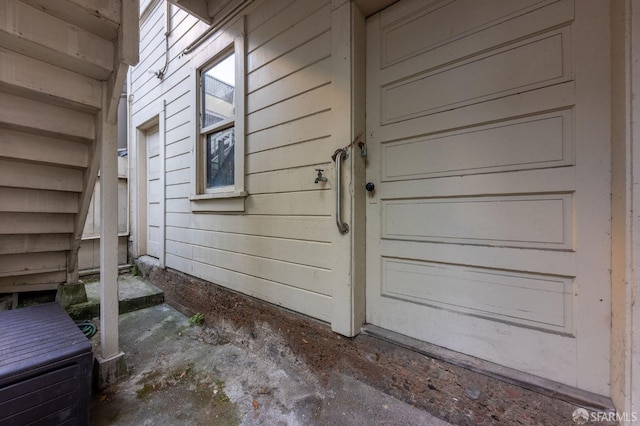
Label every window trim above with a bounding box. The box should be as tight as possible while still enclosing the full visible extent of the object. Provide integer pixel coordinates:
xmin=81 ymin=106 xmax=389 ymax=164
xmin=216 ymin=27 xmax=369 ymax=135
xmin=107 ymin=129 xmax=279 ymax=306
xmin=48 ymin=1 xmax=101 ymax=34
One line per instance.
xmin=189 ymin=17 xmax=246 ymax=212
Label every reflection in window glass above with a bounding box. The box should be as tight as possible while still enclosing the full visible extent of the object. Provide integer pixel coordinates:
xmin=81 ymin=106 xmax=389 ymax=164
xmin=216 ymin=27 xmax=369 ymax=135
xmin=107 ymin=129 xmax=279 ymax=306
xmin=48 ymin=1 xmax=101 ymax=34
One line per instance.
xmin=201 ymin=53 xmax=235 ymax=128
xmin=206 ymin=127 xmax=235 ymax=189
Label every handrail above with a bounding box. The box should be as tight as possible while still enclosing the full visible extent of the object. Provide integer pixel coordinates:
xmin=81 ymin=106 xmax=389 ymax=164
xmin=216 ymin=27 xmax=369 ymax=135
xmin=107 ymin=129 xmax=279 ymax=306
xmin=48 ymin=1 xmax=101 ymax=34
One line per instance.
xmin=333 ymin=148 xmax=349 ymax=234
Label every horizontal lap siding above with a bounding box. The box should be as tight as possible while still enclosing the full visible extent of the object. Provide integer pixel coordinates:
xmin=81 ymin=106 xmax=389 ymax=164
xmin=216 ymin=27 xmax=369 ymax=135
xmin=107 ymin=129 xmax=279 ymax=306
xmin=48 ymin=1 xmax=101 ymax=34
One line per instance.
xmin=132 ymin=0 xmax=333 ymax=321
xmin=0 ymin=45 xmax=98 ymax=290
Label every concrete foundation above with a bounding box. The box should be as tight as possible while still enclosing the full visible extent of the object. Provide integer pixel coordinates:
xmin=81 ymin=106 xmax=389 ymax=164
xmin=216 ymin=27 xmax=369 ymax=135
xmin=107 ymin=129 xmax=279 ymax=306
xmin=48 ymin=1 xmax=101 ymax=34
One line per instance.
xmin=94 ymin=351 xmax=128 ymax=390
xmin=137 ymin=258 xmax=617 ymax=425
xmin=55 ymin=282 xmax=88 ymax=308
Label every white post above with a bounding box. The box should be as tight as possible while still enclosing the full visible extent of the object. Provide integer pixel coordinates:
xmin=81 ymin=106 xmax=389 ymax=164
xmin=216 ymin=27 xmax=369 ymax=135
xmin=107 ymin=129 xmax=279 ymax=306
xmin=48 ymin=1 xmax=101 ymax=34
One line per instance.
xmin=99 ymin=81 xmax=121 ymax=362
xmin=611 ymin=0 xmax=640 ymax=420
xmin=629 ymin=0 xmax=640 ymax=417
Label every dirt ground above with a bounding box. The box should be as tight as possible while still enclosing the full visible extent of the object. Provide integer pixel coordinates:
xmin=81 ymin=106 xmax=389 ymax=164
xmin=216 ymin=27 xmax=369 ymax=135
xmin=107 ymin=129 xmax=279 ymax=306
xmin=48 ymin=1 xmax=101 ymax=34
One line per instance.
xmin=91 ymin=304 xmax=449 ymax=425
xmin=137 ymin=265 xmax=617 ymax=426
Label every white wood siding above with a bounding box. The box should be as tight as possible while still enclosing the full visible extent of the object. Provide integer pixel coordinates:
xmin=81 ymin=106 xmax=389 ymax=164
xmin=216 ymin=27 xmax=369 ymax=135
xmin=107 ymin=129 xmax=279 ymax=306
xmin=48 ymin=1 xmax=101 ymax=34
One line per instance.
xmin=131 ymin=0 xmax=337 ymax=321
xmin=78 ymin=157 xmax=129 ymax=271
xmin=0 ymin=0 xmax=135 ymax=293
xmin=0 ymin=84 xmax=89 ymax=291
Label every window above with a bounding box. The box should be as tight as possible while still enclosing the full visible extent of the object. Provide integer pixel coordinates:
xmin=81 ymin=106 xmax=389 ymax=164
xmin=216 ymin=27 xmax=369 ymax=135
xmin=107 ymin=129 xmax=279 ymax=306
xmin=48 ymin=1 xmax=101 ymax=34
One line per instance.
xmin=201 ymin=52 xmax=236 ymax=190
xmin=190 ymin=19 xmax=246 ymax=212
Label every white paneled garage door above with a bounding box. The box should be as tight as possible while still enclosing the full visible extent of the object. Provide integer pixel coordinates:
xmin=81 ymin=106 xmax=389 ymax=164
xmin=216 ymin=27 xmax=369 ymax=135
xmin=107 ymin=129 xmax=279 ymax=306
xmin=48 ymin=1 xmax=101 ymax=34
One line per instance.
xmin=365 ymin=0 xmax=610 ymax=394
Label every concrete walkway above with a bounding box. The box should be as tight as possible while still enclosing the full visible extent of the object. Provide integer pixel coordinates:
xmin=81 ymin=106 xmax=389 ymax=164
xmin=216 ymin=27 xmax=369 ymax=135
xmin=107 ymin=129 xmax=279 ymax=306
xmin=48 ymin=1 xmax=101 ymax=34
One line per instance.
xmin=66 ymin=275 xmax=164 ymax=320
xmin=91 ymin=304 xmax=450 ymax=425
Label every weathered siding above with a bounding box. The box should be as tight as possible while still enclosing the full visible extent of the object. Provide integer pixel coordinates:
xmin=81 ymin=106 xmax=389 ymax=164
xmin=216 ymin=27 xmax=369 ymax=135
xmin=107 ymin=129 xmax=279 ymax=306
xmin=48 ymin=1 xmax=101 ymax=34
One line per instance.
xmin=78 ymin=157 xmax=129 ymax=271
xmin=131 ymin=0 xmax=336 ymax=321
xmin=0 ymin=57 xmax=92 ymax=292
xmin=0 ymin=0 xmax=135 ymax=293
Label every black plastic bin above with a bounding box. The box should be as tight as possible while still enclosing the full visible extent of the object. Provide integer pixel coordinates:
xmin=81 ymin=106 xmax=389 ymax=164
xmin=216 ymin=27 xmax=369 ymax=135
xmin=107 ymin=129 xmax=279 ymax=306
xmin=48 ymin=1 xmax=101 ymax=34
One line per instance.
xmin=0 ymin=302 xmax=93 ymax=425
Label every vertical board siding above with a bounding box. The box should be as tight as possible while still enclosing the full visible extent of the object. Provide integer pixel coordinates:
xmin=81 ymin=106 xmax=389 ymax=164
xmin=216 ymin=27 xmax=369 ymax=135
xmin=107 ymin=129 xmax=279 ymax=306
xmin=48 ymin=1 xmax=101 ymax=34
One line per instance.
xmin=131 ymin=0 xmax=334 ymax=320
xmin=77 ymin=237 xmax=128 ymax=271
xmin=81 ymin=177 xmax=129 ymax=237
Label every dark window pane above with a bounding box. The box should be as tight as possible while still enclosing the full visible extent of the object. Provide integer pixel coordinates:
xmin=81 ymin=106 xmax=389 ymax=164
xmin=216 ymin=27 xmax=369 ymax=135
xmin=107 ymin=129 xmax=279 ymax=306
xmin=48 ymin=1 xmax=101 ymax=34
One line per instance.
xmin=206 ymin=127 xmax=235 ymax=189
xmin=201 ymin=53 xmax=235 ymax=128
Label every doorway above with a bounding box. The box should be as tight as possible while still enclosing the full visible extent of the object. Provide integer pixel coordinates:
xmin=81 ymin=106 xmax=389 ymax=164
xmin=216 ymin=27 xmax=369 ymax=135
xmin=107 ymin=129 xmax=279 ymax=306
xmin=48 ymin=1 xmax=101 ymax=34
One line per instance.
xmin=364 ymin=0 xmax=611 ymax=395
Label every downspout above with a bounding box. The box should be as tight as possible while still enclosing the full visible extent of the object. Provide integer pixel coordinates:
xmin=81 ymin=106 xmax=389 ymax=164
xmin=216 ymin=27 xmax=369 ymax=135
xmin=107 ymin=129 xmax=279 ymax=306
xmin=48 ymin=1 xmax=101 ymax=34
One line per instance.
xmin=182 ymin=0 xmax=252 ymax=55
xmin=126 ymin=69 xmax=133 ymax=241
xmin=161 ymin=99 xmax=167 ymax=268
xmin=152 ymin=2 xmax=171 ymax=79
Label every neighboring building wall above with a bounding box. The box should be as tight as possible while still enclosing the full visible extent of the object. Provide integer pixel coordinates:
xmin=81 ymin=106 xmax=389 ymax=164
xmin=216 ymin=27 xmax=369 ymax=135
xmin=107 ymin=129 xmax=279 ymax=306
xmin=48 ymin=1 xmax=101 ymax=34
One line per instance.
xmin=130 ymin=0 xmax=339 ymax=322
xmin=78 ymin=157 xmax=129 ymax=271
xmin=79 ymin=88 xmax=131 ymax=272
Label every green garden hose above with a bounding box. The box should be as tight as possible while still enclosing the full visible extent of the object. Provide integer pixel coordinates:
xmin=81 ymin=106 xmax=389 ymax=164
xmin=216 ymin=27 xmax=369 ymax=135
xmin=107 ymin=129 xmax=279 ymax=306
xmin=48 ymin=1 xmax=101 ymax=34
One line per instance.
xmin=75 ymin=321 xmax=97 ymax=339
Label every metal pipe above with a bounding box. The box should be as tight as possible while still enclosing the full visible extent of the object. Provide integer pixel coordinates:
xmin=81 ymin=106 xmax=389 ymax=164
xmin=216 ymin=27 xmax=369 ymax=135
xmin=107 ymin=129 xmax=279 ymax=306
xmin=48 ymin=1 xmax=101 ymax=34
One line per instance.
xmin=126 ymin=72 xmax=132 ymax=239
xmin=154 ymin=2 xmax=172 ymax=79
xmin=334 ymin=149 xmax=349 ymax=234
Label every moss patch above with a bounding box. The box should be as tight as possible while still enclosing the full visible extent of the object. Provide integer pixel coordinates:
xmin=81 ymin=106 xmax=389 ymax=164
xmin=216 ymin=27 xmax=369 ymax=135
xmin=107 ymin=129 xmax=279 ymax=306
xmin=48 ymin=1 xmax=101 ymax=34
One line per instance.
xmin=134 ymin=364 xmax=239 ymax=425
xmin=136 ymin=383 xmax=156 ymax=400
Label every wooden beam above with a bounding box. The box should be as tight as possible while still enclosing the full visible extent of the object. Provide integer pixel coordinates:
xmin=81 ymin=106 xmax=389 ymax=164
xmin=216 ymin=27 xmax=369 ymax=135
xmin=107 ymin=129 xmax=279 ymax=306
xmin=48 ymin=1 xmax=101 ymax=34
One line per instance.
xmin=21 ymin=0 xmax=120 ymax=40
xmin=0 ymin=92 xmax=95 ymax=141
xmin=0 ymin=187 xmax=78 ymax=213
xmin=0 ymin=158 xmax=84 ymax=192
xmin=106 ymin=0 xmax=139 ymax=124
xmin=67 ymin=0 xmax=136 ymax=276
xmin=329 ymin=0 xmax=357 ymax=336
xmin=67 ymin=134 xmax=101 ymax=283
xmin=0 ymin=234 xmax=71 ymax=255
xmin=0 ymin=127 xmax=89 ymax=168
xmin=106 ymin=62 xmax=129 ymax=125
xmin=0 ymin=283 xmax=60 ymax=293
xmin=0 ymin=47 xmax=101 ymax=110
xmin=0 ymin=212 xmax=74 ymax=234
xmin=119 ymin=0 xmax=140 ymax=66
xmin=169 ymin=0 xmax=212 ymax=23
xmin=0 ymin=0 xmax=114 ymax=79
xmin=99 ymin=81 xmax=120 ymax=359
xmin=0 ymin=271 xmax=65 ymax=293
xmin=0 ymin=251 xmax=66 ymax=278
xmin=66 ymin=0 xmax=121 ymax=23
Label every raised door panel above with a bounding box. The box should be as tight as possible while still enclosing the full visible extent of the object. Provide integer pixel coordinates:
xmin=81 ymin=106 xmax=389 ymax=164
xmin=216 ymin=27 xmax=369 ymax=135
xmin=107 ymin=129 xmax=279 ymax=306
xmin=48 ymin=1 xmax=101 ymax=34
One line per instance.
xmin=365 ymin=0 xmax=610 ymax=395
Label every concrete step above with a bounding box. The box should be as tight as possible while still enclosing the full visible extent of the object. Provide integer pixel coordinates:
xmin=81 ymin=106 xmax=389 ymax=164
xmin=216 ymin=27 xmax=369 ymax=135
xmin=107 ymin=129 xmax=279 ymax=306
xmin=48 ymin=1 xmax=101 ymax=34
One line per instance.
xmin=67 ymin=274 xmax=164 ymax=320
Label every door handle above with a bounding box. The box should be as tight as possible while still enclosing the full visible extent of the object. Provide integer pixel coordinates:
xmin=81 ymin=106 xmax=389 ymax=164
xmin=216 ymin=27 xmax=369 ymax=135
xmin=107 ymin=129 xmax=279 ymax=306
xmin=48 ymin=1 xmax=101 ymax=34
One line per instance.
xmin=333 ymin=148 xmax=349 ymax=234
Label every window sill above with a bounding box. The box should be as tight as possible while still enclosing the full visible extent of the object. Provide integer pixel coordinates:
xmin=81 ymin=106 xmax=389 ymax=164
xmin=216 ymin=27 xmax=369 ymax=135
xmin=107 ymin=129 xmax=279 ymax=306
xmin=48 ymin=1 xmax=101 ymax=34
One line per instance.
xmin=189 ymin=191 xmax=247 ymax=212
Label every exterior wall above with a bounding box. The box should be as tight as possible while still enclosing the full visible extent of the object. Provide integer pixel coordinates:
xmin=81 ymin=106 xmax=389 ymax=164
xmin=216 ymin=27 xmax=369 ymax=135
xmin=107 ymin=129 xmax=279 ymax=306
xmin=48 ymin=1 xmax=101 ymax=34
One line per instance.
xmin=0 ymin=21 xmax=99 ymax=292
xmin=130 ymin=0 xmax=347 ymax=324
xmin=0 ymin=0 xmax=136 ymax=294
xmin=610 ymin=0 xmax=640 ymax=417
xmin=130 ymin=0 xmax=640 ymax=412
xmin=78 ymin=157 xmax=129 ymax=271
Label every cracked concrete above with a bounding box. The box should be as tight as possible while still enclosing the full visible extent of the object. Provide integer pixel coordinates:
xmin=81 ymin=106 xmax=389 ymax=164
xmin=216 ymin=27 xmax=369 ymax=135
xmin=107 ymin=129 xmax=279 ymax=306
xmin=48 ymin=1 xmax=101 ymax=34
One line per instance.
xmin=91 ymin=304 xmax=450 ymax=425
xmin=142 ymin=265 xmax=619 ymax=425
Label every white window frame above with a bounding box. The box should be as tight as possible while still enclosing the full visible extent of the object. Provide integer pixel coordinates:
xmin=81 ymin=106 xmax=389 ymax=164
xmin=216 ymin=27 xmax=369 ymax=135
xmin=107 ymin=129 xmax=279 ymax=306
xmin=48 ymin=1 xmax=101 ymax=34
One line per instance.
xmin=189 ymin=17 xmax=246 ymax=212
